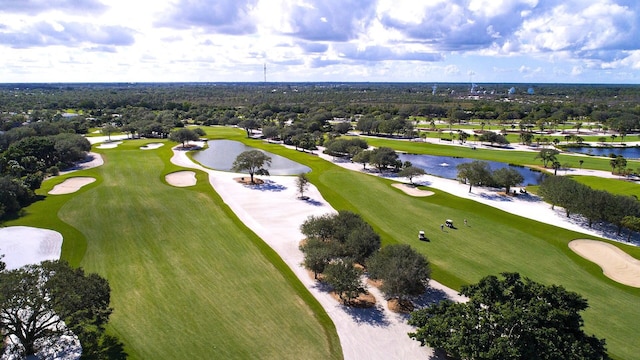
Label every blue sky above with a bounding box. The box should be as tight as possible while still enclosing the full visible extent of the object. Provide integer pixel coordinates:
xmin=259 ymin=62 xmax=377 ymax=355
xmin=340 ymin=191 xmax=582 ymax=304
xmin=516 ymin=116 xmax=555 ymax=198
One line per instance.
xmin=1 ymin=0 xmax=639 ymax=83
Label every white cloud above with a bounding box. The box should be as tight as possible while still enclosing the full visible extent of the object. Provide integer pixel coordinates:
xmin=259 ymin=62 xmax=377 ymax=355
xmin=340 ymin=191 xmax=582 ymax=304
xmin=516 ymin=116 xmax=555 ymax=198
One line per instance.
xmin=0 ymin=0 xmax=638 ymax=82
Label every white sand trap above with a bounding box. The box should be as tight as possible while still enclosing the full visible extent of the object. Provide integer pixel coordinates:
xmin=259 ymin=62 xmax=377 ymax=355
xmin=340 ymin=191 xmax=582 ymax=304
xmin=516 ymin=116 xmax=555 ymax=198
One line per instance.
xmin=49 ymin=177 xmax=96 ymax=195
xmin=96 ymin=141 xmax=122 ymax=149
xmin=569 ymin=240 xmax=640 ymax=287
xmin=140 ymin=143 xmax=164 ymax=150
xmin=165 ymin=171 xmax=197 ymax=187
xmin=0 ymin=226 xmax=62 ymax=270
xmin=392 ymin=183 xmax=434 ymax=197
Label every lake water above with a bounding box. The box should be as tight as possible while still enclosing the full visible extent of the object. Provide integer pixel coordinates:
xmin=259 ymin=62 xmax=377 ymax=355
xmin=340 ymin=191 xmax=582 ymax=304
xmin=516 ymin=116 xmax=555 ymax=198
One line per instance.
xmin=192 ymin=140 xmax=311 ymax=175
xmin=565 ymin=146 xmax=640 ymax=159
xmin=398 ymin=153 xmax=547 ymax=186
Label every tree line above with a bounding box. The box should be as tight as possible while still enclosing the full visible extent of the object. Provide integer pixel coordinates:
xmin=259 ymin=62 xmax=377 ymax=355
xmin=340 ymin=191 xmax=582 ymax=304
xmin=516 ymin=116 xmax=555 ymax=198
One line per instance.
xmin=456 ymin=160 xmax=525 ymax=194
xmin=0 ymin=122 xmax=91 ymax=218
xmin=538 ymin=175 xmax=640 ymax=238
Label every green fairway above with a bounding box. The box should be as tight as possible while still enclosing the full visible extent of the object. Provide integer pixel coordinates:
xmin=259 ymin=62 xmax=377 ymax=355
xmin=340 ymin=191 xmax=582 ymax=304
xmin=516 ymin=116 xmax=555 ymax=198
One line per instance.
xmin=571 ymin=175 xmax=640 ymax=198
xmin=8 ymin=139 xmax=341 ymax=359
xmin=204 ymin=127 xmax=640 ymax=360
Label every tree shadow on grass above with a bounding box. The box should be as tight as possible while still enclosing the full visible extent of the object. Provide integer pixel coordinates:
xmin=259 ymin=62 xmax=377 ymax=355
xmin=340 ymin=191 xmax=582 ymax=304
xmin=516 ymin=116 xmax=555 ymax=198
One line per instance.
xmin=244 ymin=179 xmax=286 ymax=192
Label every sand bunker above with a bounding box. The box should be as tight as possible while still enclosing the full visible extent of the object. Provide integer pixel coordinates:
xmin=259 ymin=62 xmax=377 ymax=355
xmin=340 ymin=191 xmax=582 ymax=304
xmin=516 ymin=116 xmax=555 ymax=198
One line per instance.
xmin=140 ymin=143 xmax=164 ymax=150
xmin=0 ymin=226 xmax=62 ymax=270
xmin=49 ymin=177 xmax=96 ymax=195
xmin=392 ymin=183 xmax=434 ymax=197
xmin=569 ymin=240 xmax=640 ymax=287
xmin=165 ymin=171 xmax=197 ymax=187
xmin=96 ymin=141 xmax=122 ymax=149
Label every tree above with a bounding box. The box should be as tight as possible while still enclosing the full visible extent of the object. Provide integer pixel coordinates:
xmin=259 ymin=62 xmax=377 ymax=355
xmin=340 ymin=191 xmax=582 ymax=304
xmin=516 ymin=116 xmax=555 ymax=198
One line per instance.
xmin=296 ymin=173 xmax=310 ymax=199
xmin=366 ymin=244 xmax=431 ymax=301
xmin=456 ymin=160 xmax=492 ymax=192
xmin=299 ymin=211 xmax=381 ymax=266
xmin=621 ymin=216 xmax=640 ymax=241
xmin=352 ymin=150 xmax=371 ymax=169
xmin=479 ymin=132 xmax=509 ymax=146
xmin=299 ymin=238 xmax=332 ymax=279
xmin=231 ymin=150 xmax=272 ymax=184
xmin=492 ymin=167 xmax=524 ymax=194
xmin=101 ymin=124 xmax=118 ymax=141
xmin=323 ymin=260 xmax=364 ymax=304
xmin=0 ymin=261 xmax=125 ymax=359
xmin=519 ymin=131 xmax=533 ymax=145
xmin=534 ymin=148 xmax=559 ymax=168
xmin=408 ymin=272 xmax=609 ymax=360
xmin=238 ymin=119 xmax=260 ymax=138
xmin=609 ymin=155 xmax=627 ymax=175
xmin=169 ymin=128 xmax=199 ymax=148
xmin=397 ymin=166 xmax=426 ymax=185
xmin=332 ymin=122 xmax=351 ymax=134
xmin=262 ymin=125 xmax=279 ymax=140
xmin=369 ymin=147 xmax=398 ymax=172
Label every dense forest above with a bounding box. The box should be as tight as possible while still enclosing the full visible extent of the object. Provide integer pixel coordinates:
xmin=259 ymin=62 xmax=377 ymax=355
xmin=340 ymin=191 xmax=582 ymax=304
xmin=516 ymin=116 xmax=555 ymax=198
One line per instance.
xmin=1 ymin=82 xmax=640 ymax=217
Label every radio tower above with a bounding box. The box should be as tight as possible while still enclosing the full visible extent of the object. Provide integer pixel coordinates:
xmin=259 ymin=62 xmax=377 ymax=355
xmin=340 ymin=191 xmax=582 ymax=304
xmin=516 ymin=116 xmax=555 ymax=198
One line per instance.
xmin=264 ymin=63 xmax=266 ymax=83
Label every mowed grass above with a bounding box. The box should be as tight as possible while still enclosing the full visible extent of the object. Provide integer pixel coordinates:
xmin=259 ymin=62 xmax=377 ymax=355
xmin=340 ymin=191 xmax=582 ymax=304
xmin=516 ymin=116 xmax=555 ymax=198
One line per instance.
xmin=17 ymin=140 xmax=340 ymax=359
xmin=203 ymin=127 xmax=640 ymax=360
xmin=571 ymin=175 xmax=640 ymax=198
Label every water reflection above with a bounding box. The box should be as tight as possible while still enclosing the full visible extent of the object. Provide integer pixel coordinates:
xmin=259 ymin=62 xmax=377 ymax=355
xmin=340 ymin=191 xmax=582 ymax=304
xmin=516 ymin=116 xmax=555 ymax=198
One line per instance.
xmin=398 ymin=153 xmax=547 ymax=186
xmin=565 ymin=146 xmax=640 ymax=159
xmin=192 ymin=140 xmax=311 ymax=175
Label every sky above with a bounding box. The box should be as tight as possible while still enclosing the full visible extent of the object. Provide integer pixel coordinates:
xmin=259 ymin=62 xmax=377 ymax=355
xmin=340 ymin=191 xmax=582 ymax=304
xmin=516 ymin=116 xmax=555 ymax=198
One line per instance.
xmin=1 ymin=0 xmax=639 ymax=84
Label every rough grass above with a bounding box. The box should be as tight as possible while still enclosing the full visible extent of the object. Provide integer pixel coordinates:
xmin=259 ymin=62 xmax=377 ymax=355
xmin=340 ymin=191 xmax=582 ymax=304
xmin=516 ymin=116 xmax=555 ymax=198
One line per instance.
xmin=203 ymin=126 xmax=640 ymax=360
xmin=7 ymin=139 xmax=341 ymax=360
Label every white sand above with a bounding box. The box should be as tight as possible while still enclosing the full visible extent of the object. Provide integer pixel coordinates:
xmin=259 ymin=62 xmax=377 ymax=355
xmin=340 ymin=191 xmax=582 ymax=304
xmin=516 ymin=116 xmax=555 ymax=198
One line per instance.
xmin=170 ymin=145 xmax=463 ymax=359
xmin=96 ymin=141 xmax=123 ymax=149
xmin=140 ymin=143 xmax=164 ymax=150
xmin=48 ymin=177 xmax=96 ymax=195
xmin=165 ymin=171 xmax=197 ymax=187
xmin=59 ymin=152 xmax=104 ymax=175
xmin=391 ymin=183 xmax=434 ymax=197
xmin=0 ymin=226 xmax=63 ymax=270
xmin=170 ymin=141 xmax=640 ymax=358
xmin=569 ymin=240 xmax=640 ymax=287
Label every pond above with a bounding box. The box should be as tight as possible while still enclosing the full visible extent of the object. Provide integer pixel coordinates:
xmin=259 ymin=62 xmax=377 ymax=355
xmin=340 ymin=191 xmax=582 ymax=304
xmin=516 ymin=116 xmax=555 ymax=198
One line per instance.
xmin=398 ymin=153 xmax=547 ymax=186
xmin=565 ymin=146 xmax=640 ymax=159
xmin=192 ymin=140 xmax=311 ymax=175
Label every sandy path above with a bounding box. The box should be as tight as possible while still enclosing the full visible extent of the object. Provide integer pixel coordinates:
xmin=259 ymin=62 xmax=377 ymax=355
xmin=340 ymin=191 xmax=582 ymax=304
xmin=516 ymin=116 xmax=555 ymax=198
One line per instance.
xmin=48 ymin=177 xmax=96 ymax=195
xmin=170 ymin=144 xmax=463 ymax=359
xmin=165 ymin=171 xmax=197 ymax=187
xmin=569 ymin=240 xmax=640 ymax=287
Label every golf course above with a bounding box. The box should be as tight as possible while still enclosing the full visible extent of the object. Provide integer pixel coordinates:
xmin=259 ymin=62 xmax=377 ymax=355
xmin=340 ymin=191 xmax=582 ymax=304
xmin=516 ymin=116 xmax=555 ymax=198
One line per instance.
xmin=5 ymin=126 xmax=640 ymax=359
